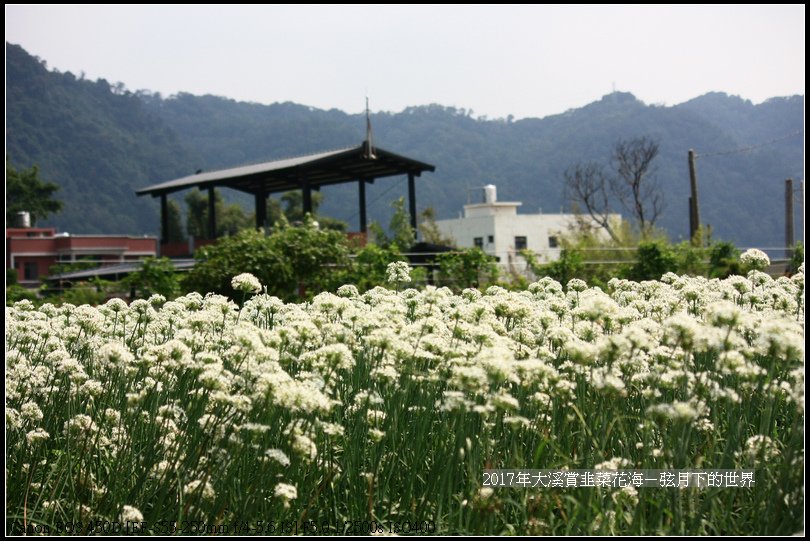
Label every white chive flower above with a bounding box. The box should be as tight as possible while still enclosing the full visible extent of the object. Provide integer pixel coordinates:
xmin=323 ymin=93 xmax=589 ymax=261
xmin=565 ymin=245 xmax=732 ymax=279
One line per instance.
xmin=120 ymin=505 xmax=144 ymax=523
xmin=274 ymin=483 xmax=298 ymax=508
xmin=231 ymin=273 xmax=263 ymax=294
xmin=740 ymin=248 xmax=770 ymax=271
xmin=386 ymin=261 xmax=412 ymax=284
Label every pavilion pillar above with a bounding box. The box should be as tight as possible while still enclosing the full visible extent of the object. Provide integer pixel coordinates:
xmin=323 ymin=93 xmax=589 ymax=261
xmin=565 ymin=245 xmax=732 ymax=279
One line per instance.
xmin=407 ymin=172 xmax=417 ymax=233
xmin=255 ymin=190 xmax=267 ymax=230
xmin=207 ymin=186 xmax=217 ymax=239
xmin=302 ymin=177 xmax=313 ymax=217
xmin=160 ymin=194 xmax=168 ymax=244
xmin=358 ymin=179 xmax=368 ymax=233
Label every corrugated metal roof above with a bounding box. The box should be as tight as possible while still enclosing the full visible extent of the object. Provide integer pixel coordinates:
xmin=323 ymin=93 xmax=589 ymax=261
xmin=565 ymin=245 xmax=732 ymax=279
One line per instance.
xmin=47 ymin=259 xmax=196 ymax=281
xmin=136 ymin=143 xmax=436 ymax=197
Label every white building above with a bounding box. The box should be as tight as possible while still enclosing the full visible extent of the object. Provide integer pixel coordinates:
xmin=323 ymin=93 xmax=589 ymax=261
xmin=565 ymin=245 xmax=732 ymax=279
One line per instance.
xmin=434 ymin=185 xmax=619 ymax=268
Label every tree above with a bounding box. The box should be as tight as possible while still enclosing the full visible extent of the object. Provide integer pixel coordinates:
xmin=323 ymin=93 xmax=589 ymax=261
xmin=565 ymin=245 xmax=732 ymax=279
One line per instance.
xmin=279 ymin=191 xmax=318 ymax=223
xmin=612 ymin=136 xmax=662 ymax=237
xmin=6 ymin=157 xmax=63 ymax=225
xmin=564 ymin=136 xmax=662 ymax=240
xmin=564 ymin=162 xmax=620 ymax=243
xmin=183 ymin=220 xmax=350 ymax=301
xmin=436 ymin=248 xmax=499 ymax=290
xmin=418 ymin=207 xmax=455 ymax=246
xmin=268 ymin=191 xmax=347 ymax=231
xmin=126 ymin=257 xmax=180 ymax=299
xmin=627 ymin=240 xmax=677 ymax=281
xmin=523 ymin=247 xmax=584 ymax=285
xmin=166 ymin=199 xmax=185 ymax=242
xmin=344 ymin=244 xmax=406 ymax=292
xmin=185 ymin=189 xmax=209 ymax=239
xmin=185 ymin=188 xmax=252 ymax=239
xmin=370 ymin=197 xmax=415 ymax=250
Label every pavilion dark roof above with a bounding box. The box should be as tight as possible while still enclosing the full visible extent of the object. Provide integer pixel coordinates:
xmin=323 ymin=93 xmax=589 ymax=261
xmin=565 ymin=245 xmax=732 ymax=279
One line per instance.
xmin=136 ymin=143 xmax=435 ymax=197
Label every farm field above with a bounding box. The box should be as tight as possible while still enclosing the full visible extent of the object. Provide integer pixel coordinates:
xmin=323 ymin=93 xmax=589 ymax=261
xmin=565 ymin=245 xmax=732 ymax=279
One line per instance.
xmin=6 ymin=265 xmax=804 ymax=535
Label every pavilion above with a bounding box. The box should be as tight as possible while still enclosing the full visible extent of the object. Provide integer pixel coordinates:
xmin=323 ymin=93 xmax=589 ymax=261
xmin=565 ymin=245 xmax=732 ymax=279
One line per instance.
xmin=136 ymin=141 xmax=436 ymax=243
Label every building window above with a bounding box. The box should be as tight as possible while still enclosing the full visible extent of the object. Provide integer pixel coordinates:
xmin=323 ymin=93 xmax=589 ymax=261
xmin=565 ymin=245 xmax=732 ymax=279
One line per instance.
xmin=548 ymin=236 xmax=559 ymax=248
xmin=23 ymin=262 xmax=38 ymax=281
xmin=514 ymin=236 xmax=527 ymax=250
xmin=473 ymin=237 xmax=484 ymax=249
xmin=487 ymin=235 xmax=494 ymax=244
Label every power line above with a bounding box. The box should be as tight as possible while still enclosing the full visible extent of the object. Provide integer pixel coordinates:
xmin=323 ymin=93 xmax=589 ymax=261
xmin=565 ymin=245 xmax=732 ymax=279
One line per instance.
xmin=698 ymin=130 xmax=803 ymax=159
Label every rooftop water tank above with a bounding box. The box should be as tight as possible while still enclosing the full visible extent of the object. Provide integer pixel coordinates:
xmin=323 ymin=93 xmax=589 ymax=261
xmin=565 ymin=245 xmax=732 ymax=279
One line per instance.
xmin=483 ymin=184 xmax=497 ymax=204
xmin=15 ymin=211 xmax=31 ymax=228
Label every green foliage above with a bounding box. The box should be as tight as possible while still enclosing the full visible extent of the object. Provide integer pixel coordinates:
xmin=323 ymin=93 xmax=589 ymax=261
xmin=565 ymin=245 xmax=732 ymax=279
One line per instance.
xmin=166 ymin=199 xmax=185 ymax=242
xmin=56 ymin=280 xmax=110 ymax=306
xmin=344 ymin=244 xmax=406 ymax=292
xmin=788 ymin=241 xmax=804 ymax=275
xmin=46 ymin=260 xmax=98 ymax=277
xmin=708 ymin=241 xmax=741 ymax=278
xmin=409 ymin=266 xmax=428 ymax=286
xmin=184 ymin=220 xmax=350 ymax=301
xmin=524 ymin=248 xmax=585 ymax=286
xmin=278 ymin=191 xmax=319 ymax=223
xmin=185 ymin=189 xmax=253 ymax=240
xmin=367 ymin=221 xmax=389 ymax=247
xmin=389 ymin=197 xmax=416 ymax=250
xmin=526 ymin=221 xmax=638 ymax=287
xmin=126 ymin=257 xmax=180 ymax=299
xmin=418 ymin=207 xmax=455 ymax=246
xmin=436 ymin=248 xmax=499 ymax=290
xmin=269 ymin=217 xmax=351 ymax=298
xmin=672 ymin=241 xmax=708 ymax=276
xmin=6 ymin=285 xmax=38 ymax=305
xmin=6 ymin=157 xmax=63 ymax=225
xmin=628 ymin=241 xmax=678 ymax=281
xmin=370 ymin=197 xmax=416 ymax=250
xmin=527 ymin=231 xmax=754 ymax=286
xmin=185 ymin=189 xmax=209 ymax=239
xmin=267 ymin=191 xmax=348 ymax=232
xmin=6 ymin=43 xmax=194 ymax=234
xmin=184 ymin=229 xmax=290 ymax=298
xmin=315 ymin=216 xmax=349 ymax=232
xmin=7 ymin=268 xmax=19 ymax=287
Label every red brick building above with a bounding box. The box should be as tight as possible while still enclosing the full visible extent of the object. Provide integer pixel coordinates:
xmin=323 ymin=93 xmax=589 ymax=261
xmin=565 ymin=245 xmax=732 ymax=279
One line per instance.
xmin=6 ymin=227 xmax=158 ymax=286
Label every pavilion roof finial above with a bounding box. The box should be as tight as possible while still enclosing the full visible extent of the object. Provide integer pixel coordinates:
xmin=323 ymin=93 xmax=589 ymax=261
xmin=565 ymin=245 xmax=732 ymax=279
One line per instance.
xmin=364 ymin=96 xmax=376 ymax=160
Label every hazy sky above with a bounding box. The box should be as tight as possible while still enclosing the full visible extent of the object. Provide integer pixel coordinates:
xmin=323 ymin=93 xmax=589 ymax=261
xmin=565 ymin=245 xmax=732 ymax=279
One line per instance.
xmin=5 ymin=5 xmax=805 ymax=120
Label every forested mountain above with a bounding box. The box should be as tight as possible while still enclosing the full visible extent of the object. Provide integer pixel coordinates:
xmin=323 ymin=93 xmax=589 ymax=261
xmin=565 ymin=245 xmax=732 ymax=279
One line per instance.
xmin=6 ymin=42 xmax=803 ymax=247
xmin=6 ymin=43 xmax=196 ymax=234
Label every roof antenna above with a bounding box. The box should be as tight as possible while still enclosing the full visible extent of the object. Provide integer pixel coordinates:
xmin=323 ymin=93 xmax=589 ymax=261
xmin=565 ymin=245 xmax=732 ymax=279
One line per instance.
xmin=364 ymin=96 xmax=376 ymax=159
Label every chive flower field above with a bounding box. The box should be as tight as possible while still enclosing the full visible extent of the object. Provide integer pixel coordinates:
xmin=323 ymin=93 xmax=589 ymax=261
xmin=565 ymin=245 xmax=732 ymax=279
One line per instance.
xmin=6 ymin=262 xmax=804 ymax=535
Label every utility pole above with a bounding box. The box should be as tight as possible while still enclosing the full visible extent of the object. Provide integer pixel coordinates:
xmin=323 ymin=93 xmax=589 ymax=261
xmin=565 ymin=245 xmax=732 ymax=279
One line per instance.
xmin=688 ymin=197 xmax=694 ymax=242
xmin=688 ymin=149 xmax=700 ymax=243
xmin=786 ymin=178 xmax=794 ymax=259
xmin=799 ymin=179 xmax=807 ymax=243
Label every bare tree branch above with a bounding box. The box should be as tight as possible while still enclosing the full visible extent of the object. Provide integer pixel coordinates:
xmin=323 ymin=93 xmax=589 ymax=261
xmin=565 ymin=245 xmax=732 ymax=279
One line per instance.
xmin=611 ymin=136 xmax=662 ymax=238
xmin=564 ymin=136 xmax=664 ymax=242
xmin=563 ymin=162 xmax=620 ymax=243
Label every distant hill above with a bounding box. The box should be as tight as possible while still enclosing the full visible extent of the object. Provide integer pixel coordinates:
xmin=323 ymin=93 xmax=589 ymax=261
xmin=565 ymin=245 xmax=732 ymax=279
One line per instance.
xmin=6 ymin=43 xmax=195 ymax=234
xmin=6 ymin=42 xmax=804 ymax=247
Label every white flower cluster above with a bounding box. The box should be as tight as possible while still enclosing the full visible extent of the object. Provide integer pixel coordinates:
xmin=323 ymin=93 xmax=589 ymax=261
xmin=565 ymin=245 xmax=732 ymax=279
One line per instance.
xmin=120 ymin=505 xmax=144 ymax=523
xmin=274 ymin=482 xmax=298 ymax=505
xmin=386 ymin=261 xmax=412 ymax=284
xmin=4 ymin=266 xmax=803 ymax=532
xmin=740 ymin=248 xmax=770 ymax=270
xmin=231 ymin=272 xmax=263 ymax=294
